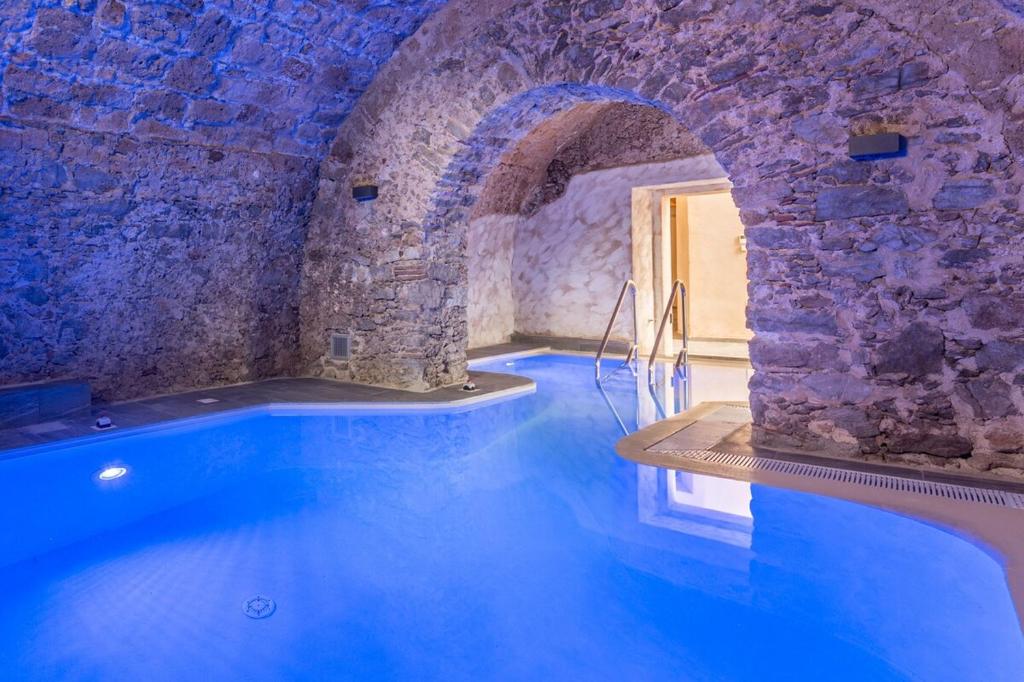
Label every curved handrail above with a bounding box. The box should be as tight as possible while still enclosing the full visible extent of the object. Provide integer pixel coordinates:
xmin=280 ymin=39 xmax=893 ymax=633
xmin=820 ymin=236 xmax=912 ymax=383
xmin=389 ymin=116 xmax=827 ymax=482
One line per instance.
xmin=648 ymin=280 xmax=689 ymax=384
xmin=595 ymin=279 xmax=639 ymax=382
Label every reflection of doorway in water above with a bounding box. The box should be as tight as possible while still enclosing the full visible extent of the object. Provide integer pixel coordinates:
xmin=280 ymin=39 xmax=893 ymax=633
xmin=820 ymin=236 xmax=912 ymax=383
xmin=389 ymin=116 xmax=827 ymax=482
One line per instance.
xmin=637 ymin=465 xmax=753 ymax=548
xmin=599 ymin=358 xmax=751 ymax=433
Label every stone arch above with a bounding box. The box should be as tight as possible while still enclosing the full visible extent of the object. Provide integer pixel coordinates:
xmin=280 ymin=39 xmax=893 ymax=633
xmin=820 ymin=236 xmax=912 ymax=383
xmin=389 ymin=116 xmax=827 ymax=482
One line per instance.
xmin=424 ymin=83 xmax=674 ymax=234
xmin=423 ymin=83 xmax=715 ymax=355
xmin=300 ymin=0 xmax=1024 ymax=472
xmin=421 ymin=82 xmax=704 ymax=233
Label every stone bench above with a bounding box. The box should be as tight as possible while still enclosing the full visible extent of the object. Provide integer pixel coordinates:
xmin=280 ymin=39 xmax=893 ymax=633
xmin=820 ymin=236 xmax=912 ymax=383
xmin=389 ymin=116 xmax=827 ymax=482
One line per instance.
xmin=0 ymin=380 xmax=91 ymax=429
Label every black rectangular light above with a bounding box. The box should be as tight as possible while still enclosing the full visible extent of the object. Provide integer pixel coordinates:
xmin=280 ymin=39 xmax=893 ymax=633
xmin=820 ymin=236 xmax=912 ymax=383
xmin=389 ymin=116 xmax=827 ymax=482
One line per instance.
xmin=849 ymin=133 xmax=906 ymax=160
xmin=352 ymin=184 xmax=379 ymax=202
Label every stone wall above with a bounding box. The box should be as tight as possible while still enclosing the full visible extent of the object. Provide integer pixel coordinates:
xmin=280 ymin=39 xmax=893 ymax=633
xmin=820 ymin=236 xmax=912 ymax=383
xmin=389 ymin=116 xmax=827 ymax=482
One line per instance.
xmin=303 ymin=0 xmax=1024 ymax=475
xmin=1 ymin=0 xmax=446 ymax=400
xmin=0 ymin=117 xmax=315 ymax=400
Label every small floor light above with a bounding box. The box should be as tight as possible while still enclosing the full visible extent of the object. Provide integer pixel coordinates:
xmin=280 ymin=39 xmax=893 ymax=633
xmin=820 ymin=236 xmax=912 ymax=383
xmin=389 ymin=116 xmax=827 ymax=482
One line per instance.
xmin=98 ymin=466 xmax=128 ymax=481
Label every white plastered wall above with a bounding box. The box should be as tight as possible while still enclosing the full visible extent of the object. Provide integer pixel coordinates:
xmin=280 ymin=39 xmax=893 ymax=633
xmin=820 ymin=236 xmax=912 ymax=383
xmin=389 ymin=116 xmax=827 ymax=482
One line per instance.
xmin=466 ymin=155 xmax=730 ymax=352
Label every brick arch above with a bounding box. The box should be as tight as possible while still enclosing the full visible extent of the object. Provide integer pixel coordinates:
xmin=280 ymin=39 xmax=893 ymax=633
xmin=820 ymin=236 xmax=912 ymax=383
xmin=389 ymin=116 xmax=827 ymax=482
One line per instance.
xmin=301 ymin=0 xmax=1024 ymax=473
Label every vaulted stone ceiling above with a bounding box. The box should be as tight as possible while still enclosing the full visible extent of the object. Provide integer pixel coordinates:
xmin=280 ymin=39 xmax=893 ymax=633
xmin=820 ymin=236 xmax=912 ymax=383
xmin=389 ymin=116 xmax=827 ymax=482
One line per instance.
xmin=0 ymin=0 xmax=449 ymax=158
xmin=474 ymin=102 xmax=709 ymax=218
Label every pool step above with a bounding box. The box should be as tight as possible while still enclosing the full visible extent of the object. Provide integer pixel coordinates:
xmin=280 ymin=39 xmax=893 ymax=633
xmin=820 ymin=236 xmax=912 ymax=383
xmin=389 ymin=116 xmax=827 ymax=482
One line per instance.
xmin=0 ymin=380 xmax=91 ymax=429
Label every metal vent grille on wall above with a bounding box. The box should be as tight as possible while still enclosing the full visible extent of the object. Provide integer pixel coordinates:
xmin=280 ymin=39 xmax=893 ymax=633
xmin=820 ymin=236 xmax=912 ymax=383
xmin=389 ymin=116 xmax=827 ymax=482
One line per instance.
xmin=329 ymin=333 xmax=351 ymax=360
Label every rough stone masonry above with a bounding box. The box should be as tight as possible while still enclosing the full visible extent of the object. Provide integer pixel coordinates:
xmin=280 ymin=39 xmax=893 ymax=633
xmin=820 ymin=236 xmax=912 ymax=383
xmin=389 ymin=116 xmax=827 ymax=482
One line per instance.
xmin=301 ymin=0 xmax=1024 ymax=476
xmin=3 ymin=0 xmax=1024 ymax=476
xmin=1 ymin=0 xmax=443 ymax=399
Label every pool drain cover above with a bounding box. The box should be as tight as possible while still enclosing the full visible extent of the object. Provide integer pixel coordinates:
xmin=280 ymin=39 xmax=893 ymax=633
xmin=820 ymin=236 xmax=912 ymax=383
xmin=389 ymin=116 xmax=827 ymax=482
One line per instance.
xmin=242 ymin=595 xmax=276 ymax=619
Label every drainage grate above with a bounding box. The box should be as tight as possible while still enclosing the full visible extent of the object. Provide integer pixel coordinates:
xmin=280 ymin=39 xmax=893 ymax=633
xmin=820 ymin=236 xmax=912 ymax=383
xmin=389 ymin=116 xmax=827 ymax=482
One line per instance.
xmin=242 ymin=595 xmax=276 ymax=619
xmin=657 ymin=449 xmax=1024 ymax=510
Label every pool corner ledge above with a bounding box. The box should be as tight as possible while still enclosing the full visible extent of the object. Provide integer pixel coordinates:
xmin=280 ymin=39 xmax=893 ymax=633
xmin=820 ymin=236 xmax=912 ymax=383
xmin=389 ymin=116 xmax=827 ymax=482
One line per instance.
xmin=616 ymin=402 xmax=1024 ymax=636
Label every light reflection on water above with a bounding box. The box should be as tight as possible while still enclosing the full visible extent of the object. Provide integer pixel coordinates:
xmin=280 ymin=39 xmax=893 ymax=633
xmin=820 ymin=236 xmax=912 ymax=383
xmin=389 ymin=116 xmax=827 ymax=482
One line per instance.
xmin=0 ymin=354 xmax=1019 ymax=681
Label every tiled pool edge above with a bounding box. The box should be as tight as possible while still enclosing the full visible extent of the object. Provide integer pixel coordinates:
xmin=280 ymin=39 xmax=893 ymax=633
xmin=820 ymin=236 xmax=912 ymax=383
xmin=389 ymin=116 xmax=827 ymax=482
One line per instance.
xmin=628 ymin=402 xmax=1024 ymax=495
xmin=616 ymin=403 xmax=1024 ymax=635
xmin=467 ymin=346 xmax=553 ymax=367
xmin=0 ymin=372 xmax=535 ymax=457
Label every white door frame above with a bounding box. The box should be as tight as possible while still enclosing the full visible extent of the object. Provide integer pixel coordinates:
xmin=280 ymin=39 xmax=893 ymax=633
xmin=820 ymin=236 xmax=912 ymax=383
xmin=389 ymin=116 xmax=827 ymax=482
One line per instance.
xmin=631 ymin=177 xmax=732 ymax=359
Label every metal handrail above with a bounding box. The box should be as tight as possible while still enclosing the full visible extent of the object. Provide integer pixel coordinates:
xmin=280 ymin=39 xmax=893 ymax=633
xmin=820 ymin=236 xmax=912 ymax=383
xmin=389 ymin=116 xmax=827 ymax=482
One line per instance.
xmin=648 ymin=279 xmax=689 ymax=384
xmin=596 ymin=379 xmax=634 ymax=436
xmin=595 ymin=279 xmax=639 ymax=382
xmin=649 ymin=366 xmax=692 ymax=417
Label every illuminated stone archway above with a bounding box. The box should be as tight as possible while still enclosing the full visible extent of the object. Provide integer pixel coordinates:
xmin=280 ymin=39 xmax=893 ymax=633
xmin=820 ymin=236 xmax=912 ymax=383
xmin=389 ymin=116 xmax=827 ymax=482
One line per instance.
xmin=301 ymin=0 xmax=1024 ymax=473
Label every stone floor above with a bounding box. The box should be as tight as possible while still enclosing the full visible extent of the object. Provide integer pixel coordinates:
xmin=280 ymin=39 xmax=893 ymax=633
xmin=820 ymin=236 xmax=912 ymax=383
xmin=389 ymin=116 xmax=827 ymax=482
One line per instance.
xmin=467 ymin=337 xmax=752 ymax=367
xmin=624 ymin=402 xmax=1024 ymax=494
xmin=466 ymin=336 xmax=631 ymax=360
xmin=466 ymin=341 xmax=549 ymax=361
xmin=509 ymin=334 xmax=632 ymax=355
xmin=0 ymin=370 xmax=533 ymax=454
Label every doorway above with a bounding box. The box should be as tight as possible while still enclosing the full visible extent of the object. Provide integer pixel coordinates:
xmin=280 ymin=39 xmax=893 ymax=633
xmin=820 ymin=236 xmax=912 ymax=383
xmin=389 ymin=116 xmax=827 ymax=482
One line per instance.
xmin=631 ymin=178 xmax=750 ymax=362
xmin=667 ymin=189 xmax=751 ymax=359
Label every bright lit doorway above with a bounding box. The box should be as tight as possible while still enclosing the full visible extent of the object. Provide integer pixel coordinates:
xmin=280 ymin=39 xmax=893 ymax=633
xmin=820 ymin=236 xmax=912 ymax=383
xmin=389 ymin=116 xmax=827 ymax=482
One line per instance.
xmin=667 ymin=189 xmax=751 ymax=359
xmin=631 ymin=178 xmax=751 ymax=362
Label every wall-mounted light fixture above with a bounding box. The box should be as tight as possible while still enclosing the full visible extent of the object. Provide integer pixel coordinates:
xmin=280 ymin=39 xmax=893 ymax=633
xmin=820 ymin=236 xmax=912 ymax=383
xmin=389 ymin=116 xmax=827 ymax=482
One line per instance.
xmin=849 ymin=133 xmax=906 ymax=161
xmin=352 ymin=184 xmax=379 ymax=202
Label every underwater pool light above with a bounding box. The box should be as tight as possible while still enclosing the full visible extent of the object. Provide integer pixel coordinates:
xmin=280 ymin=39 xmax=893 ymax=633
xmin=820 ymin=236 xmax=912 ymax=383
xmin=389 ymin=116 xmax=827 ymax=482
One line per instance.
xmin=98 ymin=466 xmax=128 ymax=481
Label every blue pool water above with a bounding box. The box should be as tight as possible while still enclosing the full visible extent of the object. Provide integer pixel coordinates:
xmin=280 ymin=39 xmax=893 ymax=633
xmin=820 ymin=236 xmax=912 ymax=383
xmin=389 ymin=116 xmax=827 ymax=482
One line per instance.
xmin=0 ymin=354 xmax=1021 ymax=681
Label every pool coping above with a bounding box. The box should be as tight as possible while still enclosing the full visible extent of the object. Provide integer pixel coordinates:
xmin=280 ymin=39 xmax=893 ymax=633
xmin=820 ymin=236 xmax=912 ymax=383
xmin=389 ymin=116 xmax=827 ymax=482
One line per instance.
xmin=616 ymin=402 xmax=1024 ymax=633
xmin=467 ymin=346 xmax=554 ymax=366
xmin=0 ymin=370 xmax=536 ymax=457
xmin=0 ymin=343 xmax=611 ymax=456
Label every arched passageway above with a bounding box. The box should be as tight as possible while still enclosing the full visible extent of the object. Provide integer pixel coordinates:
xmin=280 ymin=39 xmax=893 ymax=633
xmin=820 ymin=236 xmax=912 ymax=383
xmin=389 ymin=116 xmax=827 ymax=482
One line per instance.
xmin=459 ymin=97 xmax=746 ymax=362
xmin=300 ymin=0 xmax=1024 ymax=472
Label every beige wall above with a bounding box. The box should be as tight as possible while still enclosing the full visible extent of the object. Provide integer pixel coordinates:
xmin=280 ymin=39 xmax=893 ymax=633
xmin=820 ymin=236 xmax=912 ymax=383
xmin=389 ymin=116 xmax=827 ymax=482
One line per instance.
xmin=676 ymin=192 xmax=751 ymax=342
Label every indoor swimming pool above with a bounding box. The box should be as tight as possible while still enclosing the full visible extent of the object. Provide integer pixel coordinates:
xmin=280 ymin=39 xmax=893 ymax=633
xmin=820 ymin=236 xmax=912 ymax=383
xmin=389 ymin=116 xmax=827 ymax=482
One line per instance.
xmin=0 ymin=354 xmax=1020 ymax=681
